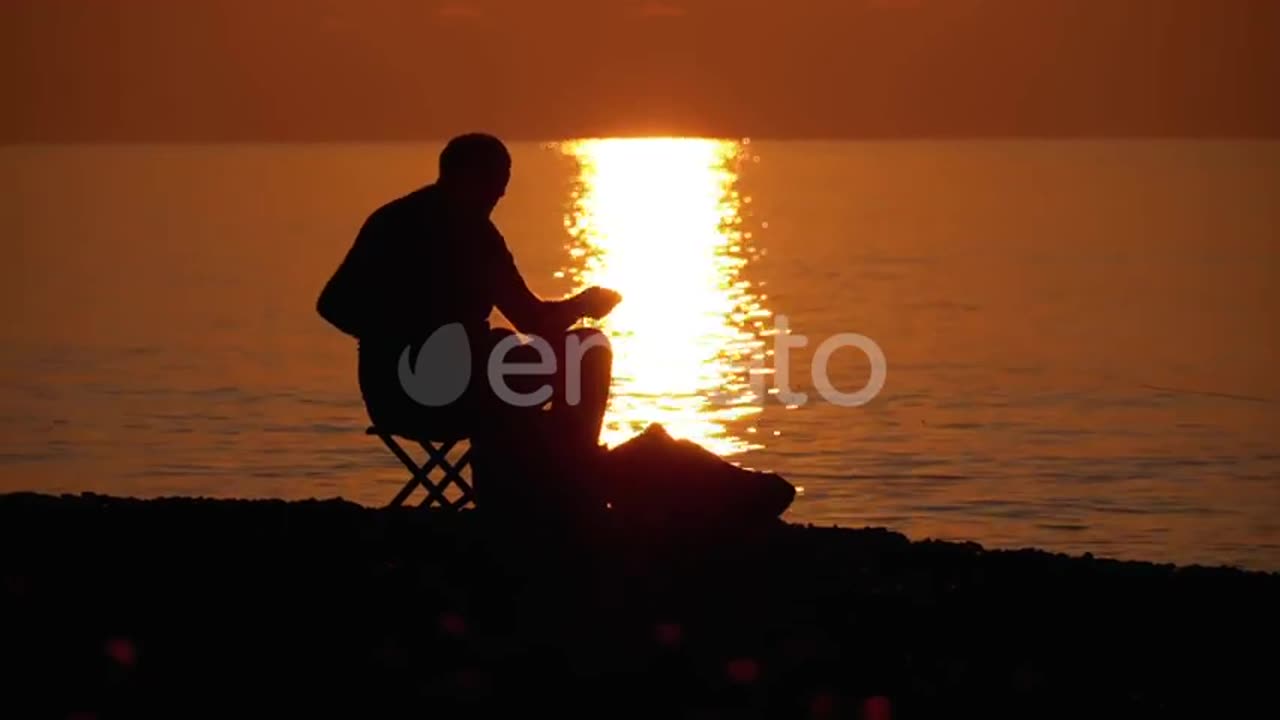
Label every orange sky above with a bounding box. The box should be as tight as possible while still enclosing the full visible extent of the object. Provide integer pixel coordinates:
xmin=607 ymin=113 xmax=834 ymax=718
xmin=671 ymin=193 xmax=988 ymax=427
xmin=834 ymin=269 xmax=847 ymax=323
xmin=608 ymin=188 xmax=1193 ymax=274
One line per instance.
xmin=3 ymin=0 xmax=1277 ymax=140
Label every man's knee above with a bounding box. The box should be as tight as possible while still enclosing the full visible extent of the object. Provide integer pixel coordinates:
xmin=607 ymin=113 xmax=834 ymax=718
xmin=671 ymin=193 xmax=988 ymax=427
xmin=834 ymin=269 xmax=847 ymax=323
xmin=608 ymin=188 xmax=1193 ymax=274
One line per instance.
xmin=566 ymin=328 xmax=611 ymax=357
xmin=560 ymin=329 xmax=611 ymax=404
xmin=565 ymin=329 xmax=612 ymax=374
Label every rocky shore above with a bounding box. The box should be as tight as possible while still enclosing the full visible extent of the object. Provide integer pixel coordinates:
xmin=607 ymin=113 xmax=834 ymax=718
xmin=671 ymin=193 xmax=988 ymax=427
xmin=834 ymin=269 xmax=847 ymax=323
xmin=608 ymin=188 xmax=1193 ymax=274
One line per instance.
xmin=2 ymin=492 xmax=1277 ymax=718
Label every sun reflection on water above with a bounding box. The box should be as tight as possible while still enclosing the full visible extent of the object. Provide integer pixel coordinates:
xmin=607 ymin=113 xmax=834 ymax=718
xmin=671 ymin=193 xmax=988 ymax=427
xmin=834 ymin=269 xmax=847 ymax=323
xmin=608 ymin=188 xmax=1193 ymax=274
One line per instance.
xmin=557 ymin=138 xmax=772 ymax=456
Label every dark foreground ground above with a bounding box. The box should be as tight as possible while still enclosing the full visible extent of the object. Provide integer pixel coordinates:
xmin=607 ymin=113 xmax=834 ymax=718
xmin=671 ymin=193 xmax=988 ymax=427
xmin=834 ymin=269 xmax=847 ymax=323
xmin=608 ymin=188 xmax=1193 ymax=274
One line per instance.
xmin=2 ymin=492 xmax=1278 ymax=719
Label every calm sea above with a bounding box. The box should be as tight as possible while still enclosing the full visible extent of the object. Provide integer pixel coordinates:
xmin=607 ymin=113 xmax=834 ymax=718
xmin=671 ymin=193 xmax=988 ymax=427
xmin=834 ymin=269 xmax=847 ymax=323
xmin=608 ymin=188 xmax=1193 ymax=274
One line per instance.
xmin=3 ymin=140 xmax=1278 ymax=570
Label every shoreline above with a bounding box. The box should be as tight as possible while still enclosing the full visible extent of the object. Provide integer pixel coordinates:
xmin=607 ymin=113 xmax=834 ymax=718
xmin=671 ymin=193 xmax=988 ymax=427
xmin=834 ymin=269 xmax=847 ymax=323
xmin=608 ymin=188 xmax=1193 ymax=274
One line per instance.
xmin=4 ymin=491 xmax=1278 ymax=716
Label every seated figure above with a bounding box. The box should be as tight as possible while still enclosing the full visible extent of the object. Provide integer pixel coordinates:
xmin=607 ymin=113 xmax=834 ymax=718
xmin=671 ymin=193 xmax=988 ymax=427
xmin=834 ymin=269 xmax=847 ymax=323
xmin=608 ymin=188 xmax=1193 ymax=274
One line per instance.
xmin=317 ymin=132 xmax=795 ymax=527
xmin=316 ymin=133 xmax=622 ymax=509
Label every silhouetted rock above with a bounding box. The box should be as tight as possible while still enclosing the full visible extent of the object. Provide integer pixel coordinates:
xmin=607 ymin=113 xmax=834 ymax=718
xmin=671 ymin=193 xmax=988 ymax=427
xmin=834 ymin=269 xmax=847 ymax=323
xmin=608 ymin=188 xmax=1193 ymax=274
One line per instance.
xmin=604 ymin=423 xmax=797 ymax=530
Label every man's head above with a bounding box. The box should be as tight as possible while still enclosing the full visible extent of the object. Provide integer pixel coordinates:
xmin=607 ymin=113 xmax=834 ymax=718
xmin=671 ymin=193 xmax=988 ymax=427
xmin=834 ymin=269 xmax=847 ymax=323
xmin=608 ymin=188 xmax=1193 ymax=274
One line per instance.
xmin=438 ymin=133 xmax=511 ymax=217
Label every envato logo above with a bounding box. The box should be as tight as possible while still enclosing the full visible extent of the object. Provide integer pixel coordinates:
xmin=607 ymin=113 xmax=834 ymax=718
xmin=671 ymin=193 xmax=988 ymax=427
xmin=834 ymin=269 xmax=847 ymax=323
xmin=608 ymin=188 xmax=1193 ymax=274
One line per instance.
xmin=398 ymin=315 xmax=887 ymax=409
xmin=716 ymin=315 xmax=887 ymax=409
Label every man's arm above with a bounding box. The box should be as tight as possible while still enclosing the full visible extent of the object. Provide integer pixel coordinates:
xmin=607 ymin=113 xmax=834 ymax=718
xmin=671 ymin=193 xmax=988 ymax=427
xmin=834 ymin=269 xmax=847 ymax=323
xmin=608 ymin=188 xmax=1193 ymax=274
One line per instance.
xmin=316 ymin=210 xmax=387 ymax=339
xmin=492 ymin=245 xmax=585 ymax=337
xmin=490 ymin=231 xmax=620 ymax=338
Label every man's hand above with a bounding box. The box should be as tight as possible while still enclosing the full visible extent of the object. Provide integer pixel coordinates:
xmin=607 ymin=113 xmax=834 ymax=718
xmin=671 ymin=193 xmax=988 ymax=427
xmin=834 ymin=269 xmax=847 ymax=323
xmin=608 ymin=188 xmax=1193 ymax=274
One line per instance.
xmin=576 ymin=286 xmax=623 ymax=320
xmin=508 ymin=285 xmax=622 ymax=337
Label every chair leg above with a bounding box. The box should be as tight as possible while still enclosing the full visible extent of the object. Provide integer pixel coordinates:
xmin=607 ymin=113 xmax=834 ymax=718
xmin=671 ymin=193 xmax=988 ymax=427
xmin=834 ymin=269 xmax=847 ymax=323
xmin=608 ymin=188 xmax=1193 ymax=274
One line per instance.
xmin=415 ymin=440 xmax=456 ymax=508
xmin=416 ymin=441 xmax=476 ymax=509
xmin=450 ymin=447 xmax=475 ymax=507
xmin=380 ymin=435 xmax=425 ymax=508
xmin=375 ymin=432 xmax=476 ymax=510
xmin=435 ymin=446 xmax=475 ymax=509
xmin=382 ymin=435 xmax=453 ymax=508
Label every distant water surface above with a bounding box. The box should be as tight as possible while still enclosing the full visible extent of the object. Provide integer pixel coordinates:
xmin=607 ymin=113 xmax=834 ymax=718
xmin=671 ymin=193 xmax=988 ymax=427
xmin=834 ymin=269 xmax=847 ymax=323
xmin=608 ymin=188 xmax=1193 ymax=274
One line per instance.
xmin=2 ymin=140 xmax=1277 ymax=571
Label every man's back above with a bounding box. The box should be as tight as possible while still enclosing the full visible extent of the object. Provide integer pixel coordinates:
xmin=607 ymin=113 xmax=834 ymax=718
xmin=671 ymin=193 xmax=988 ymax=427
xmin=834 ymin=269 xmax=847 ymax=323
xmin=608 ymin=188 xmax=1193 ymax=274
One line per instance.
xmin=318 ymin=183 xmax=520 ymax=349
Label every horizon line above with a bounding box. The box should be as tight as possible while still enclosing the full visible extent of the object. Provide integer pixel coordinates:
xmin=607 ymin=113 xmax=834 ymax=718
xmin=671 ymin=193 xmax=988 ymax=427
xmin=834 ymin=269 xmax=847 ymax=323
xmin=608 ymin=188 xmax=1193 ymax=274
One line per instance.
xmin=6 ymin=133 xmax=1280 ymax=147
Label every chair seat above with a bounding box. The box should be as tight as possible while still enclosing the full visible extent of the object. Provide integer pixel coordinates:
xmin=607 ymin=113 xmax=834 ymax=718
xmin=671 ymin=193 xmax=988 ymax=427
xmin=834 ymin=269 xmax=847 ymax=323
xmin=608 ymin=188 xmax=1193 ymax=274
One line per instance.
xmin=366 ymin=425 xmax=470 ymax=443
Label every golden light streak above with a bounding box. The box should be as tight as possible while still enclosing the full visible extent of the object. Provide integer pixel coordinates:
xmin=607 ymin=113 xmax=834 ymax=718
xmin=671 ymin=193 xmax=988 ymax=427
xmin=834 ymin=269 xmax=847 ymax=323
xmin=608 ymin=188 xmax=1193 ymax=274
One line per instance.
xmin=558 ymin=138 xmax=772 ymax=455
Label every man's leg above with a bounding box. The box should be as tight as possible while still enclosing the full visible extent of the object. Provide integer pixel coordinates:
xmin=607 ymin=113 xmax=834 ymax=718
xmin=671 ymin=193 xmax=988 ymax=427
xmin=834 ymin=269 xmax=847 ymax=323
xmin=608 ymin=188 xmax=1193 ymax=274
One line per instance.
xmin=468 ymin=328 xmax=605 ymax=514
xmin=474 ymin=327 xmax=542 ymax=435
xmin=479 ymin=326 xmax=612 ymax=452
xmin=467 ymin=328 xmax=547 ymax=514
xmin=556 ymin=328 xmax=613 ymax=451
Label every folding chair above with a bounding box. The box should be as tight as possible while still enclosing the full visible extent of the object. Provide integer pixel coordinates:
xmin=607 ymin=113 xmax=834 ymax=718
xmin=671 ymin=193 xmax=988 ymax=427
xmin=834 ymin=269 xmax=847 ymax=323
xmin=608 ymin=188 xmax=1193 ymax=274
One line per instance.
xmin=367 ymin=426 xmax=476 ymax=510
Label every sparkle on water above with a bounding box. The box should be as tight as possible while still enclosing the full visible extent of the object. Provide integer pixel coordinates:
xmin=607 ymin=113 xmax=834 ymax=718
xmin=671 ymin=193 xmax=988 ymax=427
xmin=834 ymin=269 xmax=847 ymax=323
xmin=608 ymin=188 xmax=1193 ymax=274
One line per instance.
xmin=557 ymin=138 xmax=773 ymax=456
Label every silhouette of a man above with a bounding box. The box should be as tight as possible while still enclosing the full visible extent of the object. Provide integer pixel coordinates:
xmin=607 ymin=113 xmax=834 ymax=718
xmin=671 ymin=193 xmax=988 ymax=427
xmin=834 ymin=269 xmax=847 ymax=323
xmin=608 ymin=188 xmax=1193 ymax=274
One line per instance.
xmin=317 ymin=133 xmax=621 ymax=458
